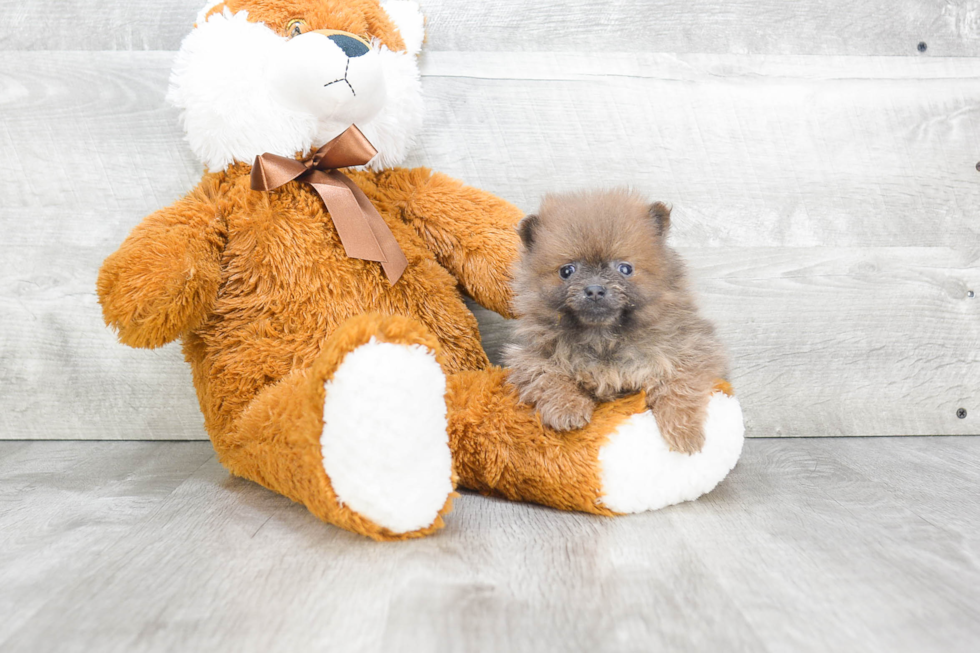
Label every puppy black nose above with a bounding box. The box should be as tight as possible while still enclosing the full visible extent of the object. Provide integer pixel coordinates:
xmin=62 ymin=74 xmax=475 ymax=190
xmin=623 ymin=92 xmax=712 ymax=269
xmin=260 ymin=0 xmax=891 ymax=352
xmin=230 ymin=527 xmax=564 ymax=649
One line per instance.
xmin=584 ymin=285 xmax=607 ymax=301
xmin=328 ymin=33 xmax=370 ymax=57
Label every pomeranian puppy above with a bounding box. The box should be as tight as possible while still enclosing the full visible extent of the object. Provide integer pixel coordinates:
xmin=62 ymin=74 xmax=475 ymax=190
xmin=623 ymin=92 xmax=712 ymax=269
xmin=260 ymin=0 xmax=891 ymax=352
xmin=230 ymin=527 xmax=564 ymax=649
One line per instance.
xmin=503 ymin=189 xmax=727 ymax=454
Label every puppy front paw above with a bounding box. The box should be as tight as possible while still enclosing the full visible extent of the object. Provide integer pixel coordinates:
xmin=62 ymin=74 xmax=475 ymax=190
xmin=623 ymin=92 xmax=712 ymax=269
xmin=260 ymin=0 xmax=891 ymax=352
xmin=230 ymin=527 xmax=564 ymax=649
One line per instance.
xmin=536 ymin=394 xmax=594 ymax=431
xmin=658 ymin=422 xmax=705 ymax=455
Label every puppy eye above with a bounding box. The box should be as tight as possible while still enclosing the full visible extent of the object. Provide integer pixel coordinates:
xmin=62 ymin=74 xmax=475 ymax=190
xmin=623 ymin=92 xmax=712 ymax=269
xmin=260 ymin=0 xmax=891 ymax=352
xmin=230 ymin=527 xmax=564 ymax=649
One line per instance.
xmin=559 ymin=264 xmax=576 ymax=280
xmin=617 ymin=263 xmax=634 ymax=276
xmin=286 ymin=19 xmax=307 ymax=38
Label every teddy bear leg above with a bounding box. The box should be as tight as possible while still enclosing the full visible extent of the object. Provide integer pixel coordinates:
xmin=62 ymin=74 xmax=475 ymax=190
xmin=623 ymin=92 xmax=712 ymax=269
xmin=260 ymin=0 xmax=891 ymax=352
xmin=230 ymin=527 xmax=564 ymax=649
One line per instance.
xmin=215 ymin=314 xmax=455 ymax=540
xmin=446 ymin=368 xmax=745 ymax=515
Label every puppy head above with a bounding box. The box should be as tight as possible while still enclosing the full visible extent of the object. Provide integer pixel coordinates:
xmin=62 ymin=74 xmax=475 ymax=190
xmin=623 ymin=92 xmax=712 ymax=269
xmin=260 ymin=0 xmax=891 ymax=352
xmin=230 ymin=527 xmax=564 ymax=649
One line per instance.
xmin=515 ymin=188 xmax=674 ymax=330
xmin=168 ymin=0 xmax=425 ymax=171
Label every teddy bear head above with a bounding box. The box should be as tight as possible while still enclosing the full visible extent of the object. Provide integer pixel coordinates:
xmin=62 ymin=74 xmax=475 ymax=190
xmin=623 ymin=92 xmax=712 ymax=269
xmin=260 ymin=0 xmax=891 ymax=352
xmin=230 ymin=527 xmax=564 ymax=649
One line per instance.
xmin=168 ymin=0 xmax=425 ymax=172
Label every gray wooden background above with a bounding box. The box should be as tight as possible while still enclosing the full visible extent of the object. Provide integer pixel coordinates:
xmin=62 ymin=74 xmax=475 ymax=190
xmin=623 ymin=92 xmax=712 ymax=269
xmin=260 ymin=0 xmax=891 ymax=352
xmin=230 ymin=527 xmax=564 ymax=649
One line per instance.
xmin=1 ymin=0 xmax=978 ymax=440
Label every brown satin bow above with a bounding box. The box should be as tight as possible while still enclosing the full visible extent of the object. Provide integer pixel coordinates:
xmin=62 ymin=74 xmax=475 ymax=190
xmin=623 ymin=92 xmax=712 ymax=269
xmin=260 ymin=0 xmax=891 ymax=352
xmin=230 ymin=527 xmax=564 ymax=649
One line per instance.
xmin=250 ymin=125 xmax=408 ymax=284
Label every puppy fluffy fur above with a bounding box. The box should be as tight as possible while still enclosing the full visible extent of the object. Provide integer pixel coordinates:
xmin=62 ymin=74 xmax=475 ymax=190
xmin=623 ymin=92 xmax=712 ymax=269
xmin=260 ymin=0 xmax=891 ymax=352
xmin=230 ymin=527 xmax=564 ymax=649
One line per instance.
xmin=503 ymin=189 xmax=727 ymax=454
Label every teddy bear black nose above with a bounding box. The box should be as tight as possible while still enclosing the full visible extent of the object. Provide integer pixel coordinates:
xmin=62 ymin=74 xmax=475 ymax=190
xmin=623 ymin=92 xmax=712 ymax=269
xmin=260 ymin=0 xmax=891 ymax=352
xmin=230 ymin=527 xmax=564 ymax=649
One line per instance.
xmin=328 ymin=33 xmax=369 ymax=57
xmin=584 ymin=285 xmax=607 ymax=301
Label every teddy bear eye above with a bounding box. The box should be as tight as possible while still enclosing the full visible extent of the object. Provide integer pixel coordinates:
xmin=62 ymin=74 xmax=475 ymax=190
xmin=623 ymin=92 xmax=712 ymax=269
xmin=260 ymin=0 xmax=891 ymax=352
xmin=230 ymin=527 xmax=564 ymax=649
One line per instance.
xmin=286 ymin=19 xmax=306 ymax=38
xmin=617 ymin=263 xmax=634 ymax=276
xmin=559 ymin=264 xmax=576 ymax=280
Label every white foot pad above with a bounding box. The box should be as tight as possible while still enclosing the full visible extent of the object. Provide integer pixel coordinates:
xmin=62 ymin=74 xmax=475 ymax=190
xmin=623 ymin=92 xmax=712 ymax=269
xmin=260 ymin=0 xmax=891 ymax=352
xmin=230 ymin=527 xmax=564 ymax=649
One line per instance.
xmin=598 ymin=392 xmax=745 ymax=513
xmin=321 ymin=339 xmax=452 ymax=534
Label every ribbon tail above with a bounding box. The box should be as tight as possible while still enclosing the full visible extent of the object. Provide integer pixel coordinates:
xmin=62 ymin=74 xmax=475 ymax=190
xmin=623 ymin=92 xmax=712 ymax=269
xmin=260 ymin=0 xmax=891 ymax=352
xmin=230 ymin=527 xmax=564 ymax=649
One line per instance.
xmin=307 ymin=172 xmax=409 ymax=284
xmin=308 ymin=178 xmax=387 ymax=262
xmin=330 ymin=171 xmax=409 ymax=285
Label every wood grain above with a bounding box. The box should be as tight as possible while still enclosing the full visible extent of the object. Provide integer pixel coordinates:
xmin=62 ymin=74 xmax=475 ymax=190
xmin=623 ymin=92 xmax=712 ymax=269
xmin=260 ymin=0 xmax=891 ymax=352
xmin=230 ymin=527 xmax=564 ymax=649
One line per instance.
xmin=0 ymin=441 xmax=216 ymax=644
xmin=1 ymin=50 xmax=978 ymax=439
xmin=413 ymin=52 xmax=980 ymax=249
xmin=419 ymin=0 xmax=980 ymax=56
xmin=4 ymin=52 xmax=978 ymax=247
xmin=1 ymin=438 xmax=978 ymax=652
xmin=1 ymin=0 xmax=978 ymax=56
xmin=668 ymin=436 xmax=980 ymax=651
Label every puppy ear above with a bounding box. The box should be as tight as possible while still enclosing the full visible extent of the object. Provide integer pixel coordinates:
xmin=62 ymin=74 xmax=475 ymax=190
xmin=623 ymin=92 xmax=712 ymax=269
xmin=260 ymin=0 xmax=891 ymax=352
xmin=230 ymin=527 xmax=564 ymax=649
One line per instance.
xmin=516 ymin=214 xmax=540 ymax=249
xmin=649 ymin=202 xmax=671 ymax=236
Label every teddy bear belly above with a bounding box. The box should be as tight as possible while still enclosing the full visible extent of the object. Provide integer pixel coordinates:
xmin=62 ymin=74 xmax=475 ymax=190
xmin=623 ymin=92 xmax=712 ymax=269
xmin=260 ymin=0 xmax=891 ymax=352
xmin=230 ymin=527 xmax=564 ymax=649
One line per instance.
xmin=184 ymin=253 xmax=490 ymax=435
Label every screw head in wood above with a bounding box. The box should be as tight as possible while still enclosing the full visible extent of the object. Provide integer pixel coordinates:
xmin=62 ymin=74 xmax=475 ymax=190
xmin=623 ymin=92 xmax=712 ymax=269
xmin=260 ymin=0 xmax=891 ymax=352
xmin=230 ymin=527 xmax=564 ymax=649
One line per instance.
xmin=969 ymin=290 xmax=976 ymax=298
xmin=917 ymin=42 xmax=928 ymax=52
xmin=976 ymin=162 xmax=980 ymax=172
xmin=957 ymin=408 xmax=967 ymax=419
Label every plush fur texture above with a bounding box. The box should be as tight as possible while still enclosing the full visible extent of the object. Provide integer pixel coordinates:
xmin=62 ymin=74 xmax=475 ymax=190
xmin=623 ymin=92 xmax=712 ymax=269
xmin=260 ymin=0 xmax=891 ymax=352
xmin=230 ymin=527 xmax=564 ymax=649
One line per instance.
xmin=98 ymin=0 xmax=744 ymax=540
xmin=505 ymin=189 xmax=728 ymax=454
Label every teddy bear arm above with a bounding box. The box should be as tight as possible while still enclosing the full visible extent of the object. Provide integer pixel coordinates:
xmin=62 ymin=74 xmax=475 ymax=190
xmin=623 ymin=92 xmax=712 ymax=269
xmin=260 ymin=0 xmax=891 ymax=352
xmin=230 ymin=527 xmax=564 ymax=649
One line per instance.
xmin=97 ymin=179 xmax=227 ymax=349
xmin=394 ymin=168 xmax=523 ymax=318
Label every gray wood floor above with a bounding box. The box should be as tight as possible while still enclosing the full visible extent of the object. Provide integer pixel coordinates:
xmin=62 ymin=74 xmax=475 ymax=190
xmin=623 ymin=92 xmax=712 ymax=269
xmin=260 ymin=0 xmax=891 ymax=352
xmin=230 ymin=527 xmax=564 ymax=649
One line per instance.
xmin=1 ymin=438 xmax=978 ymax=652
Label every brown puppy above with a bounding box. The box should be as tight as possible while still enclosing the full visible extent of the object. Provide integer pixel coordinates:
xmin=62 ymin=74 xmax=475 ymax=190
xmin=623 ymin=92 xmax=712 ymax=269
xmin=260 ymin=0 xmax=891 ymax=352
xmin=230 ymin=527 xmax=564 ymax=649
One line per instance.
xmin=503 ymin=189 xmax=727 ymax=454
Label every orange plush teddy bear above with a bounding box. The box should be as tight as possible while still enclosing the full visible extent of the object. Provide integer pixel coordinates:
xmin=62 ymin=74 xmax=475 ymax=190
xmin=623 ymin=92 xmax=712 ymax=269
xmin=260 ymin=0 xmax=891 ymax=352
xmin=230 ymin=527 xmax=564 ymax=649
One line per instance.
xmin=97 ymin=0 xmax=745 ymax=540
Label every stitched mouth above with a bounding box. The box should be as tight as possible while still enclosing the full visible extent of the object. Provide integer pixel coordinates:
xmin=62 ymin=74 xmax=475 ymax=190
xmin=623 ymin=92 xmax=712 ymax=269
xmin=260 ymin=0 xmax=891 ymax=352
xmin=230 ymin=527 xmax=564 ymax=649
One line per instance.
xmin=323 ymin=58 xmax=356 ymax=96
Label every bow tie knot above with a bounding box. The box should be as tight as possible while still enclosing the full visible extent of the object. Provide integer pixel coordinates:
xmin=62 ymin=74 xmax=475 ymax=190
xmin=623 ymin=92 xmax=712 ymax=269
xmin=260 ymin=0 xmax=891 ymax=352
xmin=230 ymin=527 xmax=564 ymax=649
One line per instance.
xmin=250 ymin=125 xmax=408 ymax=284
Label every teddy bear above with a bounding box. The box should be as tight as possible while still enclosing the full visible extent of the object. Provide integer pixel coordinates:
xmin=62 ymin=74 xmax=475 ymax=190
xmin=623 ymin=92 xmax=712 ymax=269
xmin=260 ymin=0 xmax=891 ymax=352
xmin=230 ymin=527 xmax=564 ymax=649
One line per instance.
xmin=97 ymin=0 xmax=745 ymax=540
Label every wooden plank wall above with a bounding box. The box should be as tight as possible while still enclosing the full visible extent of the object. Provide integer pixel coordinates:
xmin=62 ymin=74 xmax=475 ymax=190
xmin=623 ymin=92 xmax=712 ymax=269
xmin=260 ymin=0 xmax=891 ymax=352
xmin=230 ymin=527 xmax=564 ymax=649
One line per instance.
xmin=0 ymin=0 xmax=978 ymax=439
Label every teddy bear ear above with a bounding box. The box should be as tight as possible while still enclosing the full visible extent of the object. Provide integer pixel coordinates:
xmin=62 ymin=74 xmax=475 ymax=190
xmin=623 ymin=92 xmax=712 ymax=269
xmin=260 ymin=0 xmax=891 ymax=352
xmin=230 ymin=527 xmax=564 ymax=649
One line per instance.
xmin=193 ymin=1 xmax=225 ymax=28
xmin=381 ymin=1 xmax=425 ymax=55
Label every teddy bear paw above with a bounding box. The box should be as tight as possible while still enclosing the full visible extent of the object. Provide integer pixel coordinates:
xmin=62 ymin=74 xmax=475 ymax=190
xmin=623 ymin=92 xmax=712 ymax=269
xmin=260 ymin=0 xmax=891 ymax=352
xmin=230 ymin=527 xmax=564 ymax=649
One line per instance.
xmin=320 ymin=338 xmax=453 ymax=534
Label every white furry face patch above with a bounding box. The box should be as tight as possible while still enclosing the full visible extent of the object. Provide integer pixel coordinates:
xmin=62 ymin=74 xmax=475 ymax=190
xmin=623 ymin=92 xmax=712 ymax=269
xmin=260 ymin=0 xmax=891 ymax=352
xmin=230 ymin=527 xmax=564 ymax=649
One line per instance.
xmin=268 ymin=30 xmax=387 ymax=135
xmin=168 ymin=3 xmax=424 ymax=171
